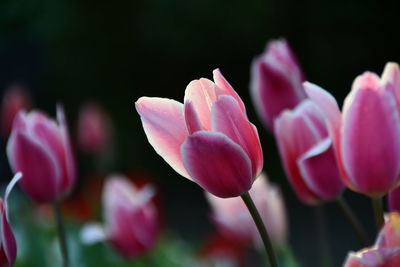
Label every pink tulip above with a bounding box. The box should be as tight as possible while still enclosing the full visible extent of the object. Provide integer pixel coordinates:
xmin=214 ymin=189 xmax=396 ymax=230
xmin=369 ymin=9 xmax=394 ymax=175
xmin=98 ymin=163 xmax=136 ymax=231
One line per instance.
xmin=6 ymin=106 xmax=76 ymax=203
xmin=250 ymin=39 xmax=306 ymax=130
xmin=136 ymin=69 xmax=263 ymax=198
xmin=81 ymin=175 xmax=160 ymax=258
xmin=343 ymin=212 xmax=400 ymax=266
xmin=305 ymin=63 xmax=400 ymax=196
xmin=1 ymin=84 xmax=31 ymax=137
xmin=206 ymin=174 xmax=287 ymax=246
xmin=77 ymin=102 xmax=113 ymax=154
xmin=0 ymin=172 xmax=22 ymax=267
xmin=274 ymin=98 xmax=344 ymax=204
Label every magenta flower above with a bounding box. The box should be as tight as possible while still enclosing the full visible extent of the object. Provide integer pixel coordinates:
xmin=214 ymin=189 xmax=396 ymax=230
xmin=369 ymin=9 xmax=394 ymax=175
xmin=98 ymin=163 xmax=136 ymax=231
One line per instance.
xmin=7 ymin=106 xmax=76 ymax=202
xmin=206 ymin=173 xmax=287 ymax=246
xmin=0 ymin=172 xmax=22 ymax=267
xmin=274 ymin=96 xmax=344 ymax=204
xmin=81 ymin=175 xmax=160 ymax=258
xmin=343 ymin=212 xmax=400 ymax=266
xmin=136 ymin=69 xmax=263 ymax=198
xmin=250 ymin=39 xmax=306 ymax=130
xmin=389 ymin=187 xmax=400 ymax=212
xmin=306 ymin=63 xmax=400 ymax=196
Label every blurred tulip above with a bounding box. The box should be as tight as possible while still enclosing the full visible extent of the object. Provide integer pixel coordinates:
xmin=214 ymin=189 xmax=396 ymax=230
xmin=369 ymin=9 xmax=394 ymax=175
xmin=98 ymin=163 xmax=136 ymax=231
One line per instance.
xmin=274 ymin=99 xmax=344 ymax=204
xmin=81 ymin=175 xmax=160 ymax=258
xmin=250 ymin=39 xmax=306 ymax=130
xmin=306 ymin=62 xmax=400 ymax=196
xmin=389 ymin=187 xmax=400 ymax=212
xmin=77 ymin=102 xmax=113 ymax=154
xmin=206 ymin=174 xmax=287 ymax=246
xmin=136 ymin=69 xmax=263 ymax=198
xmin=1 ymin=84 xmax=31 ymax=137
xmin=0 ymin=172 xmax=22 ymax=267
xmin=343 ymin=212 xmax=400 ymax=266
xmin=6 ymin=105 xmax=76 ymax=203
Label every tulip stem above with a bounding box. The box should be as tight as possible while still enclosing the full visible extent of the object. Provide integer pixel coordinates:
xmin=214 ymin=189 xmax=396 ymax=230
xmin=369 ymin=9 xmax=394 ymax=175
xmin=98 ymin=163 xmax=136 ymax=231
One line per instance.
xmin=372 ymin=197 xmax=384 ymax=231
xmin=53 ymin=200 xmax=69 ymax=267
xmin=336 ymin=197 xmax=370 ymax=246
xmin=241 ymin=192 xmax=278 ymax=267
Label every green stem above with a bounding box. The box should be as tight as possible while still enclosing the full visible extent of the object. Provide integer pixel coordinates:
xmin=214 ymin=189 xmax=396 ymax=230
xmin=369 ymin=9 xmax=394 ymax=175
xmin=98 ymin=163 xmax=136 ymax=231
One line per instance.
xmin=53 ymin=200 xmax=69 ymax=267
xmin=241 ymin=192 xmax=278 ymax=267
xmin=336 ymin=197 xmax=369 ymax=246
xmin=315 ymin=206 xmax=332 ymax=267
xmin=372 ymin=197 xmax=384 ymax=231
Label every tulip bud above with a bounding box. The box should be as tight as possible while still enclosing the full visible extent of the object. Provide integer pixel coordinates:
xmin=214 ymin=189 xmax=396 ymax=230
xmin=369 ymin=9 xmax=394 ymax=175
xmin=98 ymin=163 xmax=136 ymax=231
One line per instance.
xmin=80 ymin=175 xmax=160 ymax=258
xmin=6 ymin=106 xmax=76 ymax=203
xmin=136 ymin=69 xmax=263 ymax=198
xmin=343 ymin=212 xmax=400 ymax=266
xmin=1 ymin=84 xmax=31 ymax=137
xmin=0 ymin=172 xmax=22 ymax=267
xmin=274 ymin=98 xmax=344 ymax=205
xmin=77 ymin=102 xmax=113 ymax=154
xmin=206 ymin=174 xmax=287 ymax=246
xmin=250 ymin=39 xmax=306 ymax=130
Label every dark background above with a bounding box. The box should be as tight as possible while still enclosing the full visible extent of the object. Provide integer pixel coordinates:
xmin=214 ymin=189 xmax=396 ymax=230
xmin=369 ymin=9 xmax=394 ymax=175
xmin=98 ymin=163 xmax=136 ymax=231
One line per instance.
xmin=1 ymin=0 xmax=399 ymax=266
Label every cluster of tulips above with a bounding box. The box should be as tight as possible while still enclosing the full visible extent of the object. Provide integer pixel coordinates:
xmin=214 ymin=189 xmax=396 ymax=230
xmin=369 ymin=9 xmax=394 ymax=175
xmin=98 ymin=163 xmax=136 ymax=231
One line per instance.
xmin=1 ymin=37 xmax=400 ymax=267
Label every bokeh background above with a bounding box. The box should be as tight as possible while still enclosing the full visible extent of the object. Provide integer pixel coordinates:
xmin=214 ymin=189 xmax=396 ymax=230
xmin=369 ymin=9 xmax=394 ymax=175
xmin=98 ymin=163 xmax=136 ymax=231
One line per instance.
xmin=1 ymin=0 xmax=400 ymax=266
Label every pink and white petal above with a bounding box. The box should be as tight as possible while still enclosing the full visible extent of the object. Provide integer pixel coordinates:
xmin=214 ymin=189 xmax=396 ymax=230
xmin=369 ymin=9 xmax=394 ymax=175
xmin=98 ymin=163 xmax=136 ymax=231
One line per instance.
xmin=211 ymin=95 xmax=263 ymax=177
xmin=0 ymin=206 xmax=16 ymax=266
xmin=184 ymin=101 xmax=203 ymax=134
xmin=274 ymin=111 xmax=320 ymax=204
xmin=184 ymin=79 xmax=218 ymax=130
xmin=342 ymin=87 xmax=400 ymax=195
xmin=181 ymin=131 xmax=253 ymax=198
xmin=57 ymin=104 xmax=76 ymax=194
xmin=212 ymin=69 xmax=246 ymax=113
xmin=7 ymin=132 xmax=60 ymax=202
xmin=135 ymin=97 xmax=190 ymax=179
xmin=80 ymin=222 xmax=107 ymax=245
xmin=298 ymin=138 xmax=343 ymax=200
xmin=4 ymin=172 xmax=23 ymax=214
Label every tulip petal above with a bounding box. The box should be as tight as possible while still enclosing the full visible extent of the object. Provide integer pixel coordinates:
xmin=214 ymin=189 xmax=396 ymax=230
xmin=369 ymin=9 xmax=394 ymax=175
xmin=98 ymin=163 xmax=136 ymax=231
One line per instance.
xmin=184 ymin=78 xmax=218 ymax=130
xmin=80 ymin=222 xmax=107 ymax=244
xmin=57 ymin=105 xmax=76 ymax=194
xmin=135 ymin=97 xmax=190 ymax=179
xmin=211 ymin=95 xmax=263 ymax=177
xmin=213 ymin=69 xmax=246 ymax=112
xmin=0 ymin=205 xmax=16 ymax=266
xmin=342 ymin=86 xmax=400 ymax=195
xmin=389 ymin=187 xmax=400 ymax=212
xmin=181 ymin=131 xmax=252 ymax=198
xmin=298 ymin=138 xmax=343 ymax=200
xmin=184 ymin=101 xmax=203 ymax=134
xmin=7 ymin=131 xmax=60 ymax=202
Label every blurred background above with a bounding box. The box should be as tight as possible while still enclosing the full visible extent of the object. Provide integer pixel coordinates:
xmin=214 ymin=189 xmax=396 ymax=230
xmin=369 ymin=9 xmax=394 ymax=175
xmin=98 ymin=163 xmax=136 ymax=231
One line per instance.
xmin=1 ymin=0 xmax=400 ymax=266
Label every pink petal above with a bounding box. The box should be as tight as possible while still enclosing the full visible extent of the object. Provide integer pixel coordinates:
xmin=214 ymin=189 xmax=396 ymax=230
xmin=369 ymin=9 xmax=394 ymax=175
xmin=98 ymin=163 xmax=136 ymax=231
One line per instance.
xmin=298 ymin=138 xmax=343 ymax=200
xmin=212 ymin=69 xmax=246 ymax=113
xmin=211 ymin=95 xmax=263 ymax=177
xmin=341 ymin=85 xmax=400 ymax=195
xmin=0 ymin=205 xmax=16 ymax=266
xmin=7 ymin=132 xmax=59 ymax=202
xmin=382 ymin=62 xmax=400 ymax=108
xmin=57 ymin=105 xmax=76 ymax=194
xmin=181 ymin=131 xmax=252 ymax=198
xmin=184 ymin=101 xmax=203 ymax=134
xmin=184 ymin=79 xmax=218 ymax=130
xmin=389 ymin=186 xmax=400 ymax=212
xmin=135 ymin=97 xmax=190 ymax=179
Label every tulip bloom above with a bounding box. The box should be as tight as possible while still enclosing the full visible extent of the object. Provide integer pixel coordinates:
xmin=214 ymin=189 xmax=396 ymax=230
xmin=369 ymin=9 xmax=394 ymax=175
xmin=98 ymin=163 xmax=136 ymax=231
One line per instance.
xmin=206 ymin=174 xmax=287 ymax=246
xmin=1 ymin=84 xmax=31 ymax=137
xmin=0 ymin=172 xmax=22 ymax=267
xmin=274 ymin=98 xmax=344 ymax=204
xmin=250 ymin=39 xmax=306 ymax=130
xmin=7 ymin=106 xmax=76 ymax=203
xmin=305 ymin=63 xmax=400 ymax=196
xmin=81 ymin=175 xmax=160 ymax=258
xmin=136 ymin=69 xmax=263 ymax=198
xmin=77 ymin=102 xmax=113 ymax=154
xmin=343 ymin=212 xmax=400 ymax=266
